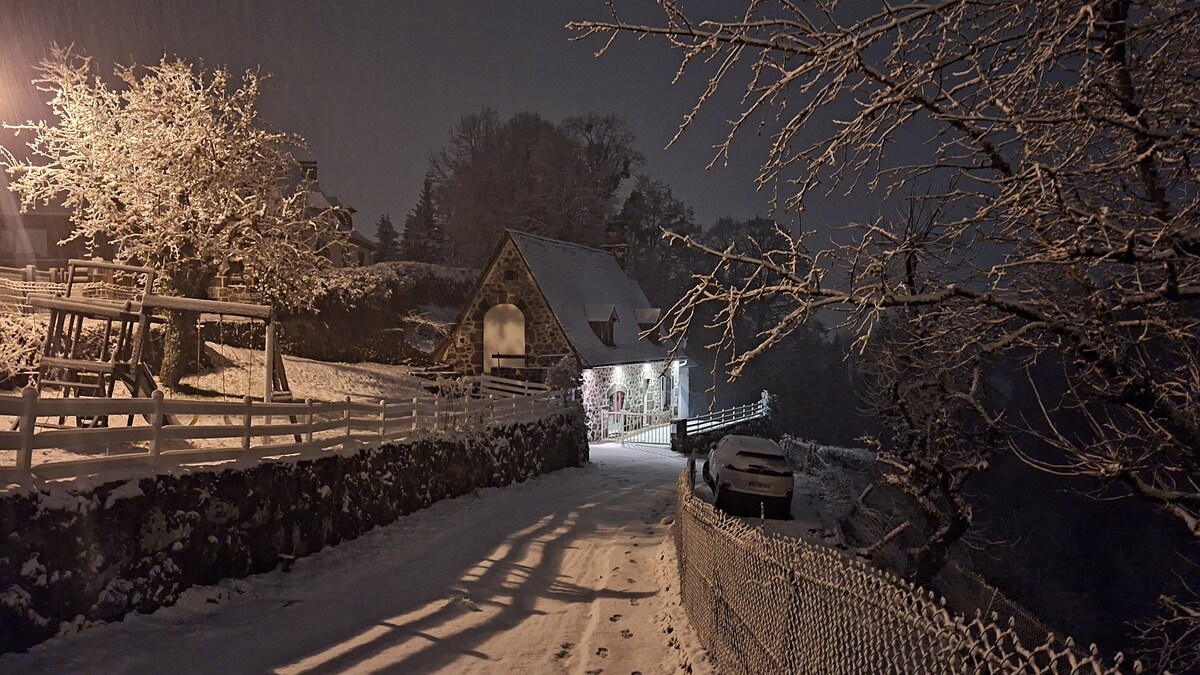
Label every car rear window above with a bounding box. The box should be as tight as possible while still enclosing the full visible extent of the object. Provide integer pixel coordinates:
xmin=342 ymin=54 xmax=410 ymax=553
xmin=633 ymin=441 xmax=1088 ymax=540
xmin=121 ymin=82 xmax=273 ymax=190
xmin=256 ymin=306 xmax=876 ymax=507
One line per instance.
xmin=738 ymin=450 xmax=784 ymax=460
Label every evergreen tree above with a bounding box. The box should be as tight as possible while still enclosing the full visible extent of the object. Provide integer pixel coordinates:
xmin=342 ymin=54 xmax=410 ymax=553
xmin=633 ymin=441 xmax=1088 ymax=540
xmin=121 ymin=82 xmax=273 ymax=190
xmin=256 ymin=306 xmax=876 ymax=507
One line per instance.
xmin=428 ymin=109 xmax=642 ymax=266
xmin=373 ymin=214 xmax=399 ymax=262
xmin=400 ymin=175 xmax=448 ymax=263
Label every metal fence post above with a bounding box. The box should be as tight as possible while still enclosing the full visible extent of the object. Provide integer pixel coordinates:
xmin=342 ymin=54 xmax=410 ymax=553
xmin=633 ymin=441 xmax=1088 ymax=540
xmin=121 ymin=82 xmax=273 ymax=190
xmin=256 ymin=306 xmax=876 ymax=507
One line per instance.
xmin=150 ymin=389 xmax=165 ymax=458
xmin=17 ymin=386 xmax=37 ymax=470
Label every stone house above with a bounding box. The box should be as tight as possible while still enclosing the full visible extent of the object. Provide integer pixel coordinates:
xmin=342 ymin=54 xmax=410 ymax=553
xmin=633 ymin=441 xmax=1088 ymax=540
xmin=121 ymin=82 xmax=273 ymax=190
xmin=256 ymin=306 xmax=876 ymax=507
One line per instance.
xmin=433 ymin=230 xmax=690 ymax=440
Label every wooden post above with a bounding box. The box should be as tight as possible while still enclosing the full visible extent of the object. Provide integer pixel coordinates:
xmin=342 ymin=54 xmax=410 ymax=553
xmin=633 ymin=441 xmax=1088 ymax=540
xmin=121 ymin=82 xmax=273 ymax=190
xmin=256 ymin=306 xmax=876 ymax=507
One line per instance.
xmin=379 ymin=399 xmax=387 ymax=442
xmin=242 ymin=395 xmax=253 ymax=453
xmin=342 ymin=395 xmax=352 ymax=451
xmin=264 ymin=320 xmax=277 ymax=405
xmin=23 ymin=264 xmax=35 ymax=282
xmin=150 ymin=389 xmax=165 ymax=458
xmin=263 ymin=320 xmax=276 ymax=438
xmin=17 ymin=386 xmax=37 ymax=471
xmin=305 ymin=398 xmax=315 ymax=450
xmin=411 ymin=397 xmax=418 ymax=433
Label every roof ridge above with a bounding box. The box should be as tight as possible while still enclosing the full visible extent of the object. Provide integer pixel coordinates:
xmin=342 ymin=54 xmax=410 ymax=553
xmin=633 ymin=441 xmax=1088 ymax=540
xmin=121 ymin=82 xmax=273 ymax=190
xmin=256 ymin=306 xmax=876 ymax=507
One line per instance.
xmin=505 ymin=229 xmax=612 ymax=256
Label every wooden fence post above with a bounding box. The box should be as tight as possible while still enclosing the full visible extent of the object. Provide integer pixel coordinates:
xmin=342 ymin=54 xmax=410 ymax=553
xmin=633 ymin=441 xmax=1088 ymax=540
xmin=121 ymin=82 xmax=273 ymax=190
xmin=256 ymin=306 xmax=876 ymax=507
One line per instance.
xmin=23 ymin=264 xmax=35 ymax=282
xmin=150 ymin=389 xmax=165 ymax=458
xmin=342 ymin=396 xmax=352 ymax=451
xmin=263 ymin=320 xmax=276 ymax=406
xmin=411 ymin=397 xmax=418 ymax=433
xmin=305 ymin=398 xmax=315 ymax=450
xmin=242 ymin=395 xmax=253 ymax=453
xmin=379 ymin=399 xmax=387 ymax=442
xmin=17 ymin=386 xmax=37 ymax=471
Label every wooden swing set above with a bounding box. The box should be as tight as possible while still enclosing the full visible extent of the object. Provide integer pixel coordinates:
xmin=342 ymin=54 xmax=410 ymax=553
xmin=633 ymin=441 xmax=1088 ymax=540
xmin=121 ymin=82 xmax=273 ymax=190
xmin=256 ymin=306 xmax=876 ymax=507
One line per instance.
xmin=15 ymin=258 xmax=292 ymax=431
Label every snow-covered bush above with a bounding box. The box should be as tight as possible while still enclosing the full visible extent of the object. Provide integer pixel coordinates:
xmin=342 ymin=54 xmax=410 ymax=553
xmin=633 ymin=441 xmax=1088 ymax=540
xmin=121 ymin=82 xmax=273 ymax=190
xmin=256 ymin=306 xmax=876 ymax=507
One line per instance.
xmin=781 ymin=435 xmax=875 ymax=517
xmin=311 ymin=261 xmax=475 ymax=315
xmin=545 ymin=355 xmax=583 ymax=393
xmin=0 ymin=315 xmax=44 ymax=387
xmin=276 ymin=261 xmax=477 ymax=364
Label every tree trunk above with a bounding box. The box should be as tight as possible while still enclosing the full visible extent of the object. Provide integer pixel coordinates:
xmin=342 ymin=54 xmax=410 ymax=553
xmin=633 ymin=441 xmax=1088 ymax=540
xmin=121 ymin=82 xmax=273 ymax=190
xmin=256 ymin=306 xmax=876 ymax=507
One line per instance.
xmin=160 ymin=308 xmax=201 ymax=389
xmin=159 ymin=269 xmax=215 ymax=389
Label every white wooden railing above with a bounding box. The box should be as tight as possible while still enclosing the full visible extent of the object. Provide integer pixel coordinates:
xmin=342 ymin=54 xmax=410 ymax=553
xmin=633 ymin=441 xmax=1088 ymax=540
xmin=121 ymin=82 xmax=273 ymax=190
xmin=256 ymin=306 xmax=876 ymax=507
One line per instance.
xmin=0 ymin=377 xmax=575 ymax=476
xmin=684 ymin=390 xmax=771 ymax=436
xmin=601 ymin=409 xmax=673 ymax=440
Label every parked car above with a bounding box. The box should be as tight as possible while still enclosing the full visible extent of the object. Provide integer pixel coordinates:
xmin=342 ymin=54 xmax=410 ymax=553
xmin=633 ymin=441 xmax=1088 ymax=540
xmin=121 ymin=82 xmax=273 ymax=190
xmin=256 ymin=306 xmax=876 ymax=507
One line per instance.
xmin=703 ymin=434 xmax=793 ymax=518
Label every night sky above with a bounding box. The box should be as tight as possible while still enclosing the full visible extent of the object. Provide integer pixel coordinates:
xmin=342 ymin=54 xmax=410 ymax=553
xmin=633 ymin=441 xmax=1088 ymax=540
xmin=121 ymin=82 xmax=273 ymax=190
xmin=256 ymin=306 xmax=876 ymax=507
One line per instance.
xmin=0 ymin=1 xmax=858 ymax=241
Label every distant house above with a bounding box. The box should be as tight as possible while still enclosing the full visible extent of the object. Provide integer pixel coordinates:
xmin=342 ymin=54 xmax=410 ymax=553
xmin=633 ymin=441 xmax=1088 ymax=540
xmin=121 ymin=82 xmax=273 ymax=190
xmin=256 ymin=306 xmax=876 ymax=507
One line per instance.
xmin=0 ymin=202 xmax=99 ymax=268
xmin=2 ymin=160 xmax=373 ymax=273
xmin=298 ymin=160 xmax=374 ymax=268
xmin=434 ymin=229 xmax=690 ymax=439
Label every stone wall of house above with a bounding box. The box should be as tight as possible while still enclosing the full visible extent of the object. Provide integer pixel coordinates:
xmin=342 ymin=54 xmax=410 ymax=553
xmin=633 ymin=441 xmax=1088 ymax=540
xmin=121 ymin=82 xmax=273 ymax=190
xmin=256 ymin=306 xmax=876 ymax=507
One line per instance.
xmin=440 ymin=238 xmax=574 ymax=376
xmin=0 ymin=411 xmax=588 ymax=654
xmin=583 ymin=361 xmax=677 ymax=439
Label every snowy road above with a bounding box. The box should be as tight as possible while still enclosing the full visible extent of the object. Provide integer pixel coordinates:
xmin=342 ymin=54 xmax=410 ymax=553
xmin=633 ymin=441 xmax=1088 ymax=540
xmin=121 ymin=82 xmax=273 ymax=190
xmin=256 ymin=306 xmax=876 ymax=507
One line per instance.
xmin=2 ymin=443 xmax=712 ymax=675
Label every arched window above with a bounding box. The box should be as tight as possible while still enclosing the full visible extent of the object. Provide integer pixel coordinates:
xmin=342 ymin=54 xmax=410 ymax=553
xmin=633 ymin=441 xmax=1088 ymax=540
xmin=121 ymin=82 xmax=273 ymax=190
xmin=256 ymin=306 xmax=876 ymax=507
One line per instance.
xmin=610 ymin=390 xmax=625 ymax=412
xmin=483 ymin=303 xmax=525 ymax=373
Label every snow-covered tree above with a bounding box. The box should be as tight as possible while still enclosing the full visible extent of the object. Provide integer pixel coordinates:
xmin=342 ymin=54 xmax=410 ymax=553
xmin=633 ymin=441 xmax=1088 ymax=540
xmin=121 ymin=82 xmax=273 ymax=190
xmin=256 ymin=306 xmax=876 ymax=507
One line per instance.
xmin=399 ymin=175 xmax=449 ymax=264
xmin=373 ymin=213 xmax=400 ymax=262
xmin=429 ymin=109 xmax=642 ymax=267
xmin=573 ymin=2 xmax=1200 ymax=658
xmin=1 ymin=46 xmax=344 ymax=386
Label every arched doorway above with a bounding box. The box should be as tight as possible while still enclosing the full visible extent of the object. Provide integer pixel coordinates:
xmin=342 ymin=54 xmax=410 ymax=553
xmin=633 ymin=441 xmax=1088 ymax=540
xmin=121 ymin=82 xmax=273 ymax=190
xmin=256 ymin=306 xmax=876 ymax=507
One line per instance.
xmin=483 ymin=303 xmax=525 ymax=373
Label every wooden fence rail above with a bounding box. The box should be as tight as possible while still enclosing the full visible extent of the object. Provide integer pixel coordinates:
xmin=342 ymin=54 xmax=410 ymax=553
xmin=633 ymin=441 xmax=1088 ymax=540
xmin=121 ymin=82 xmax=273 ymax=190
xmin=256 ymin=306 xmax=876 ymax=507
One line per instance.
xmin=0 ymin=381 xmax=574 ymax=475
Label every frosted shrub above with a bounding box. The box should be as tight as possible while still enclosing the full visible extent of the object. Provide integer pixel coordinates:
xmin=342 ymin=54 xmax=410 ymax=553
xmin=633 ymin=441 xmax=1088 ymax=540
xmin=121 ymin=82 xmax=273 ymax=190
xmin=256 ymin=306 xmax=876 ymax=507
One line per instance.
xmin=0 ymin=315 xmax=44 ymax=386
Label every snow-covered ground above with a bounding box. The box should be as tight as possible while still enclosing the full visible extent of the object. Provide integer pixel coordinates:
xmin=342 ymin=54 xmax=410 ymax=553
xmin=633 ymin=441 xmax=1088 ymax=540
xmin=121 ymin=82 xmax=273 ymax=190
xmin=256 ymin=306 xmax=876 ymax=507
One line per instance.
xmin=1 ymin=443 xmax=714 ymax=675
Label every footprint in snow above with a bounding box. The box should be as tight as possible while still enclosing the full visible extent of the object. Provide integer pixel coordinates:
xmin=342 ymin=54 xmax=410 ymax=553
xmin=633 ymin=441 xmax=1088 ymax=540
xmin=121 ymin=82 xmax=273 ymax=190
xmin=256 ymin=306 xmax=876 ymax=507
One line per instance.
xmin=609 ymin=613 xmax=622 ymax=622
xmin=629 ymin=598 xmax=640 ymax=606
xmin=596 ymin=647 xmax=609 ymax=658
xmin=620 ymin=629 xmax=633 ymax=639
xmin=555 ymin=642 xmax=574 ymax=659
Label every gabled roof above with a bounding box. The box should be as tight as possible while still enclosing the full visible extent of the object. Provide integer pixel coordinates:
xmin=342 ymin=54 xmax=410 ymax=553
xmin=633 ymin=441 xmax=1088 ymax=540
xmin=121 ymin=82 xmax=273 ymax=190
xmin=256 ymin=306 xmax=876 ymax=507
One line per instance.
xmin=507 ymin=230 xmax=673 ymax=368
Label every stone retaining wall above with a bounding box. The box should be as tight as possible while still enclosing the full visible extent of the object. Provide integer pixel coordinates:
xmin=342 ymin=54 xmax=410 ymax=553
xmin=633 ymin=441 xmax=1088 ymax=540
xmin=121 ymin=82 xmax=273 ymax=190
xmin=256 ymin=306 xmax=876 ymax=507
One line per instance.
xmin=0 ymin=412 xmax=587 ymax=653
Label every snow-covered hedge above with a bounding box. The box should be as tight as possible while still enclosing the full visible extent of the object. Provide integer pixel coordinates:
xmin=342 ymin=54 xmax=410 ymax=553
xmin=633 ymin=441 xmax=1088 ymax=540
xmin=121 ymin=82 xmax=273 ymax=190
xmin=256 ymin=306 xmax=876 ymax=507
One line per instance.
xmin=311 ymin=261 xmax=476 ymax=315
xmin=258 ymin=261 xmax=477 ymax=364
xmin=0 ymin=410 xmax=587 ymax=653
xmin=0 ymin=314 xmax=43 ymax=387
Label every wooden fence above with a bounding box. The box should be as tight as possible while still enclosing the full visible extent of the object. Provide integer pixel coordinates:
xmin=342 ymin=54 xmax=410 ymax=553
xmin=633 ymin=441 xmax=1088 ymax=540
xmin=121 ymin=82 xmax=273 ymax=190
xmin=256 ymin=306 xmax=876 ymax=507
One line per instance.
xmin=0 ymin=379 xmax=574 ymax=477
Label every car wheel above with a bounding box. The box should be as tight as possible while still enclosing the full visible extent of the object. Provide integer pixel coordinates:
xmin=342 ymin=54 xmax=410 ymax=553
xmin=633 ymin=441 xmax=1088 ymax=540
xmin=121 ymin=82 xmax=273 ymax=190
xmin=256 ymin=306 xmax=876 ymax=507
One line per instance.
xmin=713 ymin=483 xmax=727 ymax=511
xmin=702 ymin=460 xmax=713 ymax=489
xmin=773 ymin=496 xmax=793 ymax=520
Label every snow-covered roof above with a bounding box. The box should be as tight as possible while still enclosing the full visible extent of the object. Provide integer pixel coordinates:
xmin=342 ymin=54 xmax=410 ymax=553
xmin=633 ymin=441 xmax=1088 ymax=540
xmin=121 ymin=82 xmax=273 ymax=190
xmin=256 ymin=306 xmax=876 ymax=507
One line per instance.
xmin=508 ymin=231 xmax=674 ymax=368
xmin=306 ymin=190 xmax=334 ymax=210
xmin=584 ymin=304 xmax=618 ymax=323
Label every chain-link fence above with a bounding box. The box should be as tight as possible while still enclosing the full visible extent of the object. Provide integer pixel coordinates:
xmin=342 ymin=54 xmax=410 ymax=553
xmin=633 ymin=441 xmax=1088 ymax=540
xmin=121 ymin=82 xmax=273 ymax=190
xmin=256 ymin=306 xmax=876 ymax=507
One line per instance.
xmin=673 ymin=463 xmax=1140 ymax=674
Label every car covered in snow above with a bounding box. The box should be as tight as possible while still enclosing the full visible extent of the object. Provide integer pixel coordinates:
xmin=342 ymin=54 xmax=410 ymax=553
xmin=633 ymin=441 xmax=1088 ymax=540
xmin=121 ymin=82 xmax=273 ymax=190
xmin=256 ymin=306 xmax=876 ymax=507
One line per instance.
xmin=702 ymin=434 xmax=793 ymax=518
